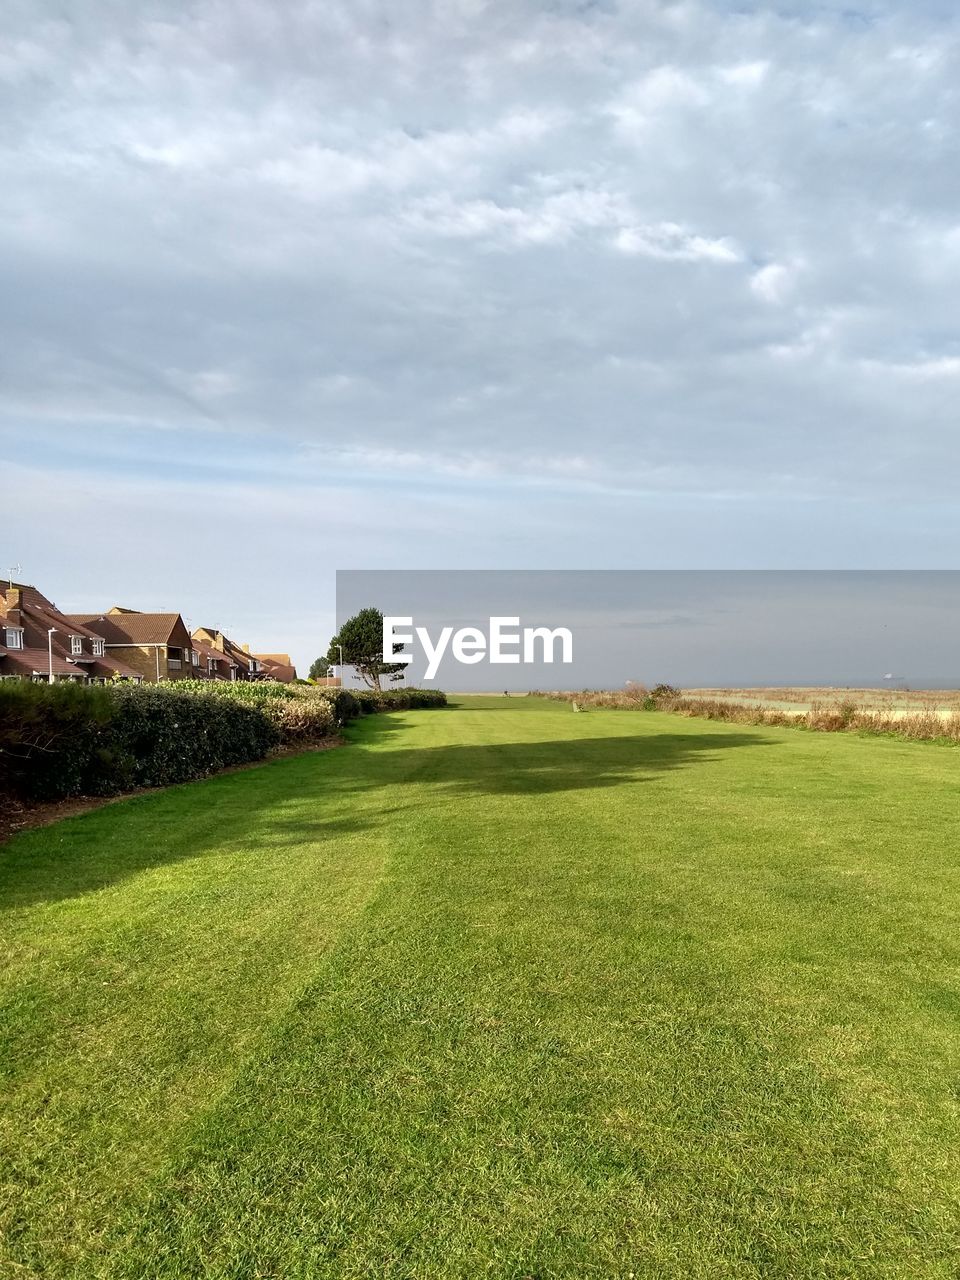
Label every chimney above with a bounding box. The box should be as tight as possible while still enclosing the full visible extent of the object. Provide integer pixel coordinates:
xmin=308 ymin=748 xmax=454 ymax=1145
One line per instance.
xmin=241 ymin=643 xmax=250 ymax=653
xmin=5 ymin=588 xmax=21 ymax=608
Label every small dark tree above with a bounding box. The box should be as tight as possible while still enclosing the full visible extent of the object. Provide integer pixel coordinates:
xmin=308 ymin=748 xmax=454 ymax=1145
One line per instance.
xmin=327 ymin=607 xmax=405 ymax=692
xmin=308 ymin=656 xmax=332 ymax=681
xmin=650 ymin=683 xmax=681 ymax=702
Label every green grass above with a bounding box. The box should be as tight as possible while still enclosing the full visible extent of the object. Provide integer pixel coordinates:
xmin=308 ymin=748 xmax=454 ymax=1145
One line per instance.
xmin=2 ymin=696 xmax=960 ymax=1278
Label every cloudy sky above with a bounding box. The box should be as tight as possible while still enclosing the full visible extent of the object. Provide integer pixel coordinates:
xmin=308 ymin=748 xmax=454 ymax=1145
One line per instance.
xmin=2 ymin=0 xmax=958 ymax=672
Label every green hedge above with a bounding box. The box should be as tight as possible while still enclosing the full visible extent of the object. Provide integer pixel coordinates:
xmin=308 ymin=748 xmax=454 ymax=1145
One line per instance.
xmin=354 ymin=688 xmax=448 ymax=712
xmin=0 ymin=683 xmax=277 ymax=803
xmin=107 ymin=686 xmax=278 ymax=790
xmin=317 ymin=688 xmax=362 ymax=722
xmin=0 ymin=680 xmax=448 ymax=807
xmin=174 ymin=680 xmax=336 ymax=743
xmin=175 ymin=681 xmax=447 ymax=725
xmin=0 ymin=683 xmax=116 ymax=802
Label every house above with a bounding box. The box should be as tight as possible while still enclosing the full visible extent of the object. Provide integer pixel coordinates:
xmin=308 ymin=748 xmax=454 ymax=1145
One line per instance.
xmin=252 ymin=652 xmax=298 ymax=683
xmin=190 ymin=636 xmax=236 ymax=681
xmin=68 ymin=607 xmax=199 ymax=683
xmin=191 ymin=627 xmax=264 ymax=681
xmin=0 ymin=584 xmax=143 ymax=682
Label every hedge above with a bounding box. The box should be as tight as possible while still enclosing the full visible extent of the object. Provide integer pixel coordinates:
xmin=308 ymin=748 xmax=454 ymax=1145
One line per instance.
xmin=0 ymin=680 xmax=447 ymax=806
xmin=174 ymin=681 xmax=447 ymax=727
xmin=0 ymin=682 xmax=277 ymax=803
xmin=0 ymin=682 xmax=116 ymax=802
xmin=174 ymin=680 xmax=336 ymax=743
xmin=355 ymin=688 xmax=448 ymax=712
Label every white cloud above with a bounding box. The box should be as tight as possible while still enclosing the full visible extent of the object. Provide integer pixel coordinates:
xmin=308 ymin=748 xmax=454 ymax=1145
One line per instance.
xmin=614 ymin=224 xmax=742 ymax=263
xmin=400 ymin=187 xmax=631 ymax=246
xmin=717 ymin=61 xmax=770 ymax=89
xmin=860 ymin=355 xmax=960 ymax=380
xmin=750 ymin=261 xmax=798 ymax=303
xmin=609 ymin=65 xmax=710 ymax=134
xmin=2 ymin=0 xmax=960 ymax=554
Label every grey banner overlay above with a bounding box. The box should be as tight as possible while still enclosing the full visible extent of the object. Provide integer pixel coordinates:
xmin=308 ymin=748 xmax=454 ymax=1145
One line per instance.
xmin=336 ymin=571 xmax=960 ymax=691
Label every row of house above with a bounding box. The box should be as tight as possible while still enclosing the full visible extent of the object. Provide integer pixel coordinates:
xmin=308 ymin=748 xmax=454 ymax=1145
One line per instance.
xmin=0 ymin=581 xmax=298 ymax=684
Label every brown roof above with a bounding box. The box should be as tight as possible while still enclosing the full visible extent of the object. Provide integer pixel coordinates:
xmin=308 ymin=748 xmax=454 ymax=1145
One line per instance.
xmin=254 ymin=653 xmax=298 ymax=682
xmin=0 ymin=584 xmax=141 ymax=681
xmin=0 ymin=647 xmax=83 ymax=678
xmin=4 ymin=582 xmax=60 ymax=611
xmin=71 ymin=612 xmax=186 ymax=646
xmin=89 ymin=655 xmax=144 ymax=681
xmin=193 ymin=639 xmax=234 ymax=665
xmin=2 ymin=583 xmax=117 ymax=673
xmin=192 ymin=627 xmax=256 ymax=672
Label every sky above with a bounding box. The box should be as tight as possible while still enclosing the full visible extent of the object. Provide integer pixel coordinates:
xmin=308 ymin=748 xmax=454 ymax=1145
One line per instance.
xmin=2 ymin=0 xmax=959 ymax=675
xmin=339 ymin=571 xmax=960 ymax=689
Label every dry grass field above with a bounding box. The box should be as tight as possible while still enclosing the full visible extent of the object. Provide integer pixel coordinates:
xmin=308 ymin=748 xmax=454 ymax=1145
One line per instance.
xmin=684 ymin=688 xmax=960 ymax=720
xmin=541 ymin=686 xmax=960 ymax=740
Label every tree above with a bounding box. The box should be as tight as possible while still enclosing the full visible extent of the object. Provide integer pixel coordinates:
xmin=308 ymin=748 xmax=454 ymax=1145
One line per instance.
xmin=308 ymin=656 xmax=331 ymax=681
xmin=327 ymin=607 xmax=405 ymax=692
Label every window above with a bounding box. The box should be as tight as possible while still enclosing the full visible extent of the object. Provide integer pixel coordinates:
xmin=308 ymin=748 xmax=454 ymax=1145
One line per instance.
xmin=5 ymin=627 xmax=23 ymax=650
xmin=93 ymin=639 xmax=105 ymax=657
xmin=70 ymin=635 xmax=83 ymax=655
xmin=192 ymin=649 xmax=199 ymax=666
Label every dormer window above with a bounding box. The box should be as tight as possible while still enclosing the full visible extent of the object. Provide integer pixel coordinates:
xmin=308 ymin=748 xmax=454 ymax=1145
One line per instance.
xmin=93 ymin=639 xmax=105 ymax=657
xmin=4 ymin=627 xmax=23 ymax=650
xmin=70 ymin=635 xmax=83 ymax=655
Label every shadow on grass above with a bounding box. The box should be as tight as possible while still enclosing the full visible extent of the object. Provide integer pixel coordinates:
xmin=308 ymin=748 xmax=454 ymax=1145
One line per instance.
xmin=357 ymin=721 xmax=770 ymax=797
xmin=242 ymin=721 xmax=776 ymax=867
xmin=0 ymin=716 xmax=771 ymax=909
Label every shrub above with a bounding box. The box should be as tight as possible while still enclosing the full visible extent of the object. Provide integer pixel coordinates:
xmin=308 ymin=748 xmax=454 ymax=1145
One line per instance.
xmin=263 ymin=694 xmax=335 ymax=744
xmin=0 ymin=683 xmax=277 ymax=803
xmin=173 ymin=679 xmax=340 ymax=742
xmin=0 ymin=678 xmax=450 ymax=809
xmin=650 ymin=683 xmax=682 ymax=703
xmin=399 ymin=688 xmax=448 ymax=709
xmin=105 ymin=686 xmax=278 ymax=791
xmin=318 ymin=688 xmax=362 ymax=724
xmin=353 ymin=688 xmax=448 ymax=713
xmin=0 ymin=682 xmax=115 ymax=801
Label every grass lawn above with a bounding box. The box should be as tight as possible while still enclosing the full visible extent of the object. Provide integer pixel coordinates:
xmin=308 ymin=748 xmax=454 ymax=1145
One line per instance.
xmin=2 ymin=697 xmax=960 ymax=1278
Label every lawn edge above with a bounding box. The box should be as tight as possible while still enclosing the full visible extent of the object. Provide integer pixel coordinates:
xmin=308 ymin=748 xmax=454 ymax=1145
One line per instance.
xmin=0 ymin=736 xmax=347 ymax=846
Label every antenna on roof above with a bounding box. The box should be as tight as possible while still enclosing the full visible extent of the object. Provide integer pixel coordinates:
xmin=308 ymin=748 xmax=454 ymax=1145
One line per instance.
xmin=7 ymin=563 xmax=21 ymax=590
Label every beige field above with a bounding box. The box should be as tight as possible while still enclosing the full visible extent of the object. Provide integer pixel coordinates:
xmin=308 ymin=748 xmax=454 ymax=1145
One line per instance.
xmin=684 ymin=687 xmax=960 ymax=720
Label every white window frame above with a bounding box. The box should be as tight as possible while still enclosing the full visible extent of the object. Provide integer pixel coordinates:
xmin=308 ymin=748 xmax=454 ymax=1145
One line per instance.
xmin=5 ymin=627 xmax=24 ymax=650
xmin=70 ymin=635 xmax=83 ymax=655
xmin=93 ymin=639 xmax=105 ymax=657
